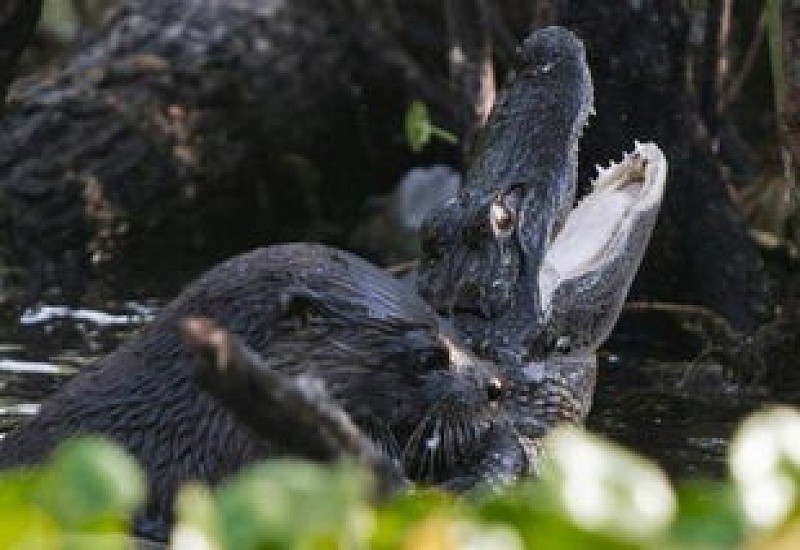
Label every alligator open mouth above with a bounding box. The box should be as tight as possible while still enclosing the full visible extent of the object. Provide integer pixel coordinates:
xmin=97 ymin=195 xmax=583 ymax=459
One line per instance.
xmin=537 ymin=142 xmax=668 ymax=350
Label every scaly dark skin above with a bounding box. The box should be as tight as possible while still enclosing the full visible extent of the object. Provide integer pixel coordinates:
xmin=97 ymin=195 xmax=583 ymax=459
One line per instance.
xmin=416 ymin=27 xmax=666 ymax=472
xmin=418 ymin=26 xmax=593 ymax=353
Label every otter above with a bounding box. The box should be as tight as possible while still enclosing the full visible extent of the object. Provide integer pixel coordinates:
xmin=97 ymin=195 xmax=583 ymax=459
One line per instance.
xmin=0 ymin=244 xmax=527 ymax=540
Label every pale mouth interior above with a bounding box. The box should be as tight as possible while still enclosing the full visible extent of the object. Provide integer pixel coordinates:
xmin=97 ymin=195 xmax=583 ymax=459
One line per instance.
xmin=538 ymin=143 xmax=666 ymax=306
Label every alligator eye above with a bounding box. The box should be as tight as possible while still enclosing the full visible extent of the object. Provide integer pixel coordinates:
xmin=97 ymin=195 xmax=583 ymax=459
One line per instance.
xmin=555 ymin=335 xmax=572 ymax=354
xmin=487 ymin=376 xmax=503 ymax=402
xmin=489 ymin=196 xmax=515 ymax=236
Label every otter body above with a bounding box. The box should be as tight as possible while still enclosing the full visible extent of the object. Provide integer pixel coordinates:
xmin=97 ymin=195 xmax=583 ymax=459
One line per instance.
xmin=0 ymin=243 xmax=514 ymax=540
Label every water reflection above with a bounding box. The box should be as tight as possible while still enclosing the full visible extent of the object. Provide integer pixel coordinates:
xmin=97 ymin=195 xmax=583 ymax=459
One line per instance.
xmin=0 ymin=301 xmax=160 ymax=432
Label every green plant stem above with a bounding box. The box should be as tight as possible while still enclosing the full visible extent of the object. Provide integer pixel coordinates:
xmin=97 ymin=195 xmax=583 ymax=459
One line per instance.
xmin=428 ymin=126 xmax=458 ymax=145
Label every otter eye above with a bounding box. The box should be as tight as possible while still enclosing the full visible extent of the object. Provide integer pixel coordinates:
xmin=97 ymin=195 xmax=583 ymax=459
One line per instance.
xmin=487 ymin=376 xmax=503 ymax=402
xmin=555 ymin=335 xmax=572 ymax=354
xmin=417 ymin=347 xmax=449 ymax=371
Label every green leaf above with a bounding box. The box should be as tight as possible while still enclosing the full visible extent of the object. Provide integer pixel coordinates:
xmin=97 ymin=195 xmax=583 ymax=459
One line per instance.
xmin=668 ymin=481 xmax=747 ymax=549
xmin=209 ymin=459 xmax=371 ymax=549
xmin=404 ymin=101 xmax=457 ymax=153
xmin=37 ymin=437 xmax=146 ymax=532
xmin=405 ymin=101 xmax=432 ymax=153
xmin=0 ymin=507 xmax=60 ymax=550
xmin=372 ymin=490 xmax=460 ymax=549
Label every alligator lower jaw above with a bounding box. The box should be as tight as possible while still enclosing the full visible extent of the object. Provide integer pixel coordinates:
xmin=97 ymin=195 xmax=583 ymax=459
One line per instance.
xmin=538 ymin=142 xmax=667 ymax=309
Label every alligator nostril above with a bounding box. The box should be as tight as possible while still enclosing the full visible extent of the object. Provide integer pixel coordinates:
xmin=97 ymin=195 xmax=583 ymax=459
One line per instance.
xmin=555 ymin=335 xmax=572 ymax=354
xmin=487 ymin=377 xmax=503 ymax=402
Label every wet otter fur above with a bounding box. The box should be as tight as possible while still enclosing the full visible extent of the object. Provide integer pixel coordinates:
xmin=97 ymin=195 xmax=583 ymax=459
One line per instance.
xmin=0 ymin=243 xmax=509 ymax=540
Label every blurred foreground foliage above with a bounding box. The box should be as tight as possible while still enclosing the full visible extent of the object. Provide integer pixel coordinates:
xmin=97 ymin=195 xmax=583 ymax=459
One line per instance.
xmin=0 ymin=436 xmax=144 ymax=549
xmin=5 ymin=408 xmax=800 ymax=548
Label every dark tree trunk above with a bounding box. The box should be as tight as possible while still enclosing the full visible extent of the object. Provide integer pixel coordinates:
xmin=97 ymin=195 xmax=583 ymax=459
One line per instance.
xmin=0 ymin=0 xmax=42 ymax=106
xmin=562 ymin=0 xmax=772 ymax=333
xmin=0 ymin=0 xmax=456 ymax=302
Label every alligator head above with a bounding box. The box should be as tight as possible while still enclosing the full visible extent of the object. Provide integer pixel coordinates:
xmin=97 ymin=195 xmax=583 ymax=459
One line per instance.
xmin=416 ymin=27 xmax=668 ymax=465
xmin=418 ymin=26 xmax=593 ymax=334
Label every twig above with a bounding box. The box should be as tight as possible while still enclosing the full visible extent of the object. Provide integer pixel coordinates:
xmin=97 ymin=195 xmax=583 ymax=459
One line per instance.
xmin=717 ymin=0 xmax=733 ymax=101
xmin=624 ymin=301 xmax=740 ymax=345
xmin=779 ymin=0 xmax=800 ymax=185
xmin=182 ymin=317 xmax=409 ymax=497
xmin=532 ymin=0 xmax=565 ymax=29
xmin=622 ymin=300 xmax=786 ymax=388
xmin=701 ymin=0 xmax=723 ymax=137
xmin=72 ymin=0 xmax=91 ymax=27
xmin=444 ymin=0 xmax=496 ymax=157
xmin=718 ymin=11 xmax=766 ymax=114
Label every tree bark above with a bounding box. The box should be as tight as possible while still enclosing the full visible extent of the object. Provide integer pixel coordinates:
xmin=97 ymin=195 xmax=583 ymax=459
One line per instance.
xmin=563 ymin=0 xmax=773 ymax=332
xmin=0 ymin=0 xmax=455 ymax=301
xmin=0 ymin=0 xmax=42 ymax=107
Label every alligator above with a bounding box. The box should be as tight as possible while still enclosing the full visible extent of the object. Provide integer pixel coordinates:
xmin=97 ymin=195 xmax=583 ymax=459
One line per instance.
xmin=166 ymin=26 xmax=670 ymax=489
xmin=417 ymin=27 xmax=667 ymax=461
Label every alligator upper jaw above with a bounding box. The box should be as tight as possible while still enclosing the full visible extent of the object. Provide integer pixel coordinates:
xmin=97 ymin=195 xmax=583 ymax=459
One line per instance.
xmin=536 ymin=142 xmax=667 ymax=348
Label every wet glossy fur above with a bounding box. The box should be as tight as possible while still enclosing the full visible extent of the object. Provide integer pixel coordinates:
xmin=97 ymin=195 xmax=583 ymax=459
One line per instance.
xmin=0 ymin=244 xmax=490 ymax=539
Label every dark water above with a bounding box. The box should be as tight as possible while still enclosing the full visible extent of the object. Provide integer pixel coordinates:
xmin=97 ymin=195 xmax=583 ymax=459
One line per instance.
xmin=588 ymin=352 xmax=759 ymax=481
xmin=0 ymin=301 xmax=159 ymax=433
xmin=0 ymin=298 xmax=763 ymax=483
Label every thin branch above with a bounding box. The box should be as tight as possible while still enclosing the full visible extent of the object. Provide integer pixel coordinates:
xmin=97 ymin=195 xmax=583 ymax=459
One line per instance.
xmin=716 ymin=0 xmax=733 ymax=98
xmin=532 ymin=0 xmax=565 ymax=29
xmin=444 ymin=0 xmax=496 ymax=158
xmin=779 ymin=0 xmax=800 ymax=184
xmin=700 ymin=0 xmax=723 ymax=136
xmin=182 ymin=317 xmax=409 ymax=497
xmin=718 ymin=11 xmax=766 ymax=114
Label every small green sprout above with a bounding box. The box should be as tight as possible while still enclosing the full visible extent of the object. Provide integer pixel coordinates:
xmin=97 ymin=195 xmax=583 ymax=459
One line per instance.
xmin=404 ymin=101 xmax=458 ymax=153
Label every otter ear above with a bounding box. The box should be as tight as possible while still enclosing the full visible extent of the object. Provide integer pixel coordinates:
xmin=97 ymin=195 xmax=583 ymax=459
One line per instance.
xmin=278 ymin=285 xmax=369 ymax=324
xmin=277 ymin=286 xmax=327 ymax=322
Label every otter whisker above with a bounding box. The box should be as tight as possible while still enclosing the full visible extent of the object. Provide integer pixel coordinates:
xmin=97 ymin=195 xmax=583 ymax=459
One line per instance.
xmin=424 ymin=410 xmax=445 ymax=481
xmin=404 ymin=398 xmax=455 ymax=482
xmin=441 ymin=409 xmax=457 ymax=474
